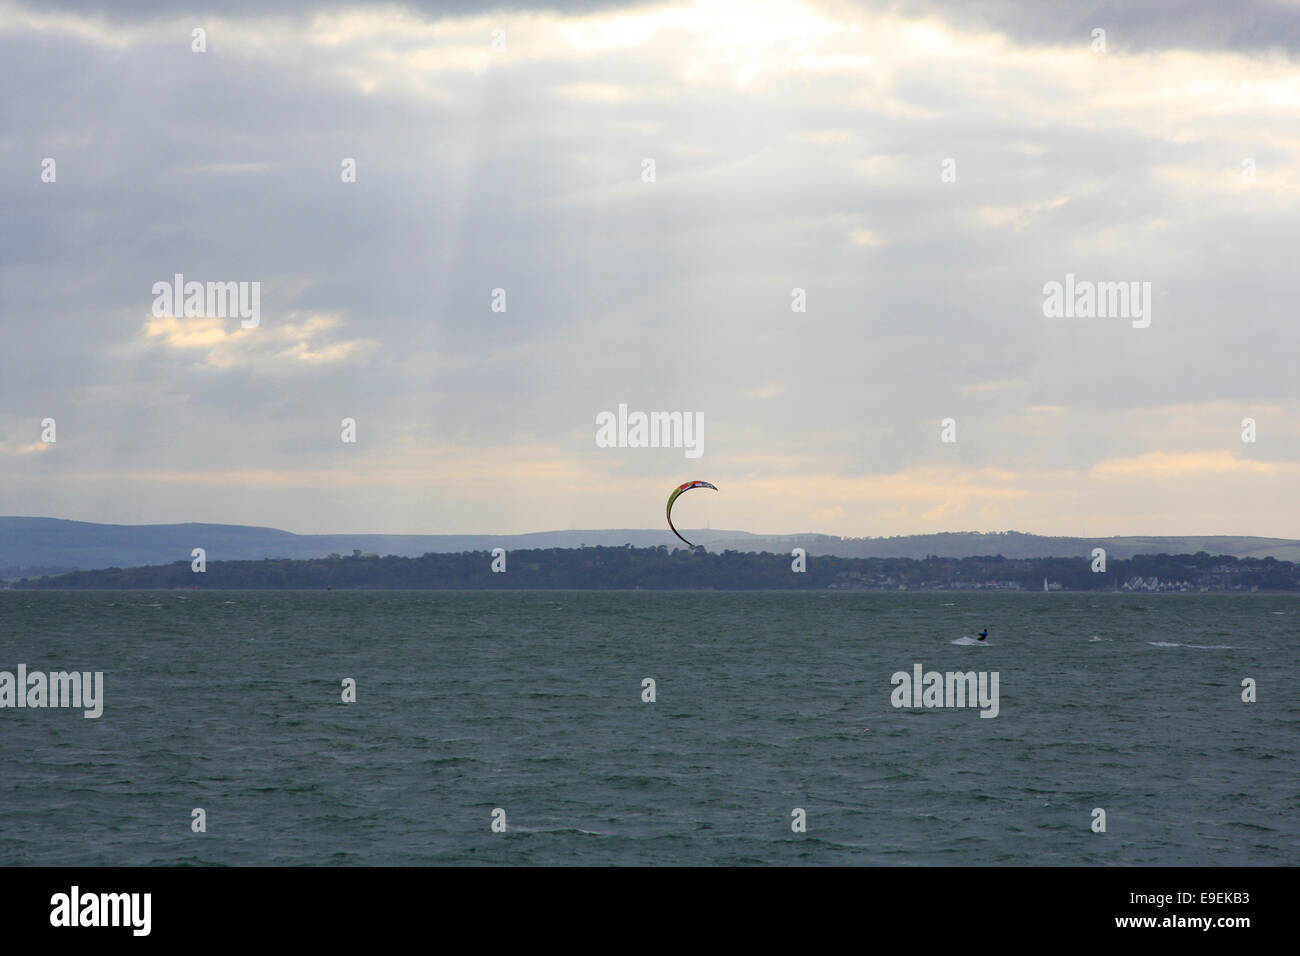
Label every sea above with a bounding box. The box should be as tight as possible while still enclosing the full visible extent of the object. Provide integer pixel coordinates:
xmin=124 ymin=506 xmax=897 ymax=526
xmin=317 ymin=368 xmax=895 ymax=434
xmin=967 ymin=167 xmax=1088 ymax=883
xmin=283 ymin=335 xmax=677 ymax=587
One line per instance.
xmin=1 ymin=590 xmax=1296 ymax=866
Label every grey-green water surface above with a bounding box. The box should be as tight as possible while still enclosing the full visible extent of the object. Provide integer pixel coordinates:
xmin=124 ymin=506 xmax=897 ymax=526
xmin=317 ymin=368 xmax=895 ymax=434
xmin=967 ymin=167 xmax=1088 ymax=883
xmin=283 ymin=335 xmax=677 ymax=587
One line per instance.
xmin=1 ymin=591 xmax=1295 ymax=865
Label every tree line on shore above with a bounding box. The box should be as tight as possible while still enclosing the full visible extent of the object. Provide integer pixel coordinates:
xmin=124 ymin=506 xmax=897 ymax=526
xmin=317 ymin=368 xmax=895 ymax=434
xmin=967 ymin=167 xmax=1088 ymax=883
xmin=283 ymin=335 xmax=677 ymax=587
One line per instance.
xmin=9 ymin=546 xmax=1300 ymax=591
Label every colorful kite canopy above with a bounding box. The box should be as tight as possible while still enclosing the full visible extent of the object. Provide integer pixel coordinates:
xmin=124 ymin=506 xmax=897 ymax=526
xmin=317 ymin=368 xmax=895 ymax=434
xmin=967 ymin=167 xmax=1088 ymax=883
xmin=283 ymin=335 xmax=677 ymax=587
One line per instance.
xmin=666 ymin=481 xmax=718 ymax=547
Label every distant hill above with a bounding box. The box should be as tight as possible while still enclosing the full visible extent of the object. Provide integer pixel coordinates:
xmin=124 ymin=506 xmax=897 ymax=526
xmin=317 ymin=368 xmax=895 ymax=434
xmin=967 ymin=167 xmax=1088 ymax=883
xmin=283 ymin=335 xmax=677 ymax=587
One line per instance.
xmin=703 ymin=531 xmax=1300 ymax=563
xmin=2 ymin=517 xmax=1298 ymax=577
xmin=0 ymin=517 xmax=751 ymax=575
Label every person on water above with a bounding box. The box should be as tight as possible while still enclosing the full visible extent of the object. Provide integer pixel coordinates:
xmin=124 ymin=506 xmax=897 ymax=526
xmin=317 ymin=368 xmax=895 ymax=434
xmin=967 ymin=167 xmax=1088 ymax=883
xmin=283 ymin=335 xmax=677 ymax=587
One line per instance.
xmin=977 ymin=629 xmax=988 ymax=642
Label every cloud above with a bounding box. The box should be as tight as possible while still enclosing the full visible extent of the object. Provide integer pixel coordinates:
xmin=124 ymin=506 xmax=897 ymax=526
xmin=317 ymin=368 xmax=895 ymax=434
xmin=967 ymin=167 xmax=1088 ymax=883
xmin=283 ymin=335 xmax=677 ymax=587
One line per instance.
xmin=137 ymin=313 xmax=377 ymax=370
xmin=885 ymin=0 xmax=1300 ymax=54
xmin=0 ymin=440 xmax=53 ymax=457
xmin=850 ymin=227 xmax=884 ymax=247
xmin=1090 ymin=450 xmax=1299 ymax=479
xmin=2 ymin=0 xmax=1297 ymax=536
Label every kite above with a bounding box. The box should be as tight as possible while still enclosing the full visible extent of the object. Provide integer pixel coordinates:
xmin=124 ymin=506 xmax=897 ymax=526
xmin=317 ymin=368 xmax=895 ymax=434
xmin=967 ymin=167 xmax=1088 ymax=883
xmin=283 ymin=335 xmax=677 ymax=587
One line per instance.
xmin=666 ymin=480 xmax=717 ymax=548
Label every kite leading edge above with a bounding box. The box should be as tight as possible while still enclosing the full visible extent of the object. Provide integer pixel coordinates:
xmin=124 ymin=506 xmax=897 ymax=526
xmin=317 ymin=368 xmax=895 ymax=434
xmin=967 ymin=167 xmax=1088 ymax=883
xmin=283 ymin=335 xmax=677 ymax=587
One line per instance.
xmin=666 ymin=480 xmax=718 ymax=548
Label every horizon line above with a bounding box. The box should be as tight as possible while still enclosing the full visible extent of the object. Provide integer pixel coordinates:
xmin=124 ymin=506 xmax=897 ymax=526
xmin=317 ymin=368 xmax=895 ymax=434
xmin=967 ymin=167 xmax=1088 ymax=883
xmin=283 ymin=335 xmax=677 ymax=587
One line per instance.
xmin=1 ymin=516 xmax=1296 ymax=542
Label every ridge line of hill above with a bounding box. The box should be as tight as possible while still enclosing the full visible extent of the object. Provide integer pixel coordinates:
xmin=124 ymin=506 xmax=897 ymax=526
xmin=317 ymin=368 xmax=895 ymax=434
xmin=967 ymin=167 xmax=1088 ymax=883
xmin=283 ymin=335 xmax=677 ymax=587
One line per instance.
xmin=3 ymin=516 xmax=1300 ymax=577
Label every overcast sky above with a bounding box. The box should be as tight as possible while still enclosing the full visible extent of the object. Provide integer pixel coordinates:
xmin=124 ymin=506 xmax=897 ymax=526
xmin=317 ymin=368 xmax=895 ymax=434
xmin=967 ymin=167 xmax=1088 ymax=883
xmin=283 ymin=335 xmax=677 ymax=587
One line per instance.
xmin=2 ymin=0 xmax=1297 ymax=537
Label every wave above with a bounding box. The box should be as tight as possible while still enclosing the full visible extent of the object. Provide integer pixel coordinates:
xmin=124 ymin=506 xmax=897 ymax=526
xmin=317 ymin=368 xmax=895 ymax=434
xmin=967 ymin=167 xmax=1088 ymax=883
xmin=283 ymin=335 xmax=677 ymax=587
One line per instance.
xmin=950 ymin=636 xmax=989 ymax=646
xmin=1147 ymin=641 xmax=1236 ymax=649
xmin=505 ymin=825 xmax=608 ymax=836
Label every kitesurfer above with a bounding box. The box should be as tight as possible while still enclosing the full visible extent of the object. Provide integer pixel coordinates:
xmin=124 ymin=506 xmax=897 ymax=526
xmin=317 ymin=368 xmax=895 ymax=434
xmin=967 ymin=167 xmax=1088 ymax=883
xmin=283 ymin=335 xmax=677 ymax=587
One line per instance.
xmin=978 ymin=629 xmax=988 ymax=642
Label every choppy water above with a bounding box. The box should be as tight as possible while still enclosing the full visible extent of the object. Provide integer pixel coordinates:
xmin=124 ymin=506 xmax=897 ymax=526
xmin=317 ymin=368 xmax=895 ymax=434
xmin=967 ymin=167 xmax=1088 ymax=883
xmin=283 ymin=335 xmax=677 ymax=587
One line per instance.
xmin=1 ymin=590 xmax=1296 ymax=865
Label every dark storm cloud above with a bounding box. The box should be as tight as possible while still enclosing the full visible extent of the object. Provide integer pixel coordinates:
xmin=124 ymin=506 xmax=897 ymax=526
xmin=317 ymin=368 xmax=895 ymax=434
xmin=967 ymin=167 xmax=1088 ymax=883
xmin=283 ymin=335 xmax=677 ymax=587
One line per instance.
xmin=884 ymin=0 xmax=1300 ymax=53
xmin=21 ymin=0 xmax=1300 ymax=53
xmin=10 ymin=0 xmax=654 ymax=23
